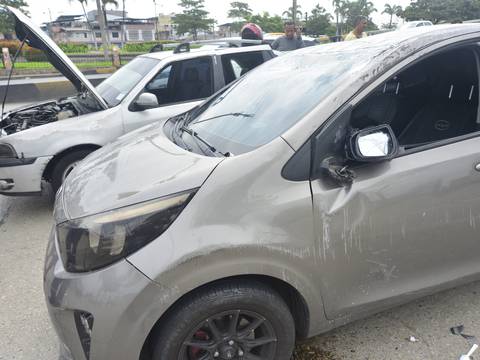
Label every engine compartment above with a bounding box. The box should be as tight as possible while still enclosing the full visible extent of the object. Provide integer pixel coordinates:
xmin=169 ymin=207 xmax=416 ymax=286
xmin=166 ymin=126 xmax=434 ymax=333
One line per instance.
xmin=0 ymin=101 xmax=79 ymax=135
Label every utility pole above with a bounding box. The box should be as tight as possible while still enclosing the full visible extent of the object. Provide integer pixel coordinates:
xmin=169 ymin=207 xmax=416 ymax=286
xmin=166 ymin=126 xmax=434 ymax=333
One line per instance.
xmin=121 ymin=0 xmax=126 ymax=48
xmin=153 ymin=0 xmax=158 ymax=40
xmin=95 ymin=0 xmax=109 ymax=59
xmin=292 ymin=0 xmax=297 ymax=27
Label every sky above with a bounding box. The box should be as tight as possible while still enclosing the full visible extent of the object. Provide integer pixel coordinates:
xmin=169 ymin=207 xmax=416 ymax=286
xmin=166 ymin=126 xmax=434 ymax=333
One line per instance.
xmin=26 ymin=0 xmax=413 ymax=27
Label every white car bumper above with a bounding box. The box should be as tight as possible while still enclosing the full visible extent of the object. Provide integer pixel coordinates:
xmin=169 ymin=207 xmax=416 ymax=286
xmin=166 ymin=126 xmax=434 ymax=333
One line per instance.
xmin=0 ymin=156 xmax=53 ymax=195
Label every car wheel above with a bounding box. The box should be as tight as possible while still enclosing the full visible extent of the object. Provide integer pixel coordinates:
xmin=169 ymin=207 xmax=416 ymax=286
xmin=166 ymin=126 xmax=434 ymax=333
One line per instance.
xmin=51 ymin=150 xmax=92 ymax=193
xmin=151 ymin=280 xmax=296 ymax=360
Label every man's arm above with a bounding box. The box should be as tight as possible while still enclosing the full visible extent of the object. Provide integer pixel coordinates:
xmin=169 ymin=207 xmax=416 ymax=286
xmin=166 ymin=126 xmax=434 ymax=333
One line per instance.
xmin=271 ymin=38 xmax=280 ymax=50
xmin=296 ymin=37 xmax=305 ymax=49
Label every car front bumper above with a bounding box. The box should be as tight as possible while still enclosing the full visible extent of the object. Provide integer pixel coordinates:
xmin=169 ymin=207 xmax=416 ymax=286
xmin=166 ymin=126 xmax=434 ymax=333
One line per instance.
xmin=44 ymin=227 xmax=177 ymax=360
xmin=0 ymin=156 xmax=52 ymax=195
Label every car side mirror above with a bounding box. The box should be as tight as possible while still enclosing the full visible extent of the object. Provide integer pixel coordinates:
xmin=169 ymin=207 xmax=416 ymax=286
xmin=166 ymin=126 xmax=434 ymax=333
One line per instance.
xmin=132 ymin=93 xmax=159 ymax=111
xmin=347 ymin=125 xmax=399 ymax=162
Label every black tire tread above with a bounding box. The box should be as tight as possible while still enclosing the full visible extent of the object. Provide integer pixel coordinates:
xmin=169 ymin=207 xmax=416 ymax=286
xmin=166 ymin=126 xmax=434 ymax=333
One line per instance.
xmin=152 ymin=279 xmax=295 ymax=360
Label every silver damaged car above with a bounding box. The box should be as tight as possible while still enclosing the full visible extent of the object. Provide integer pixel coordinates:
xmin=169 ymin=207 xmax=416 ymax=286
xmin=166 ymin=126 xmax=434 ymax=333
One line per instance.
xmin=0 ymin=7 xmax=274 ymax=195
xmin=46 ymin=24 xmax=480 ymax=360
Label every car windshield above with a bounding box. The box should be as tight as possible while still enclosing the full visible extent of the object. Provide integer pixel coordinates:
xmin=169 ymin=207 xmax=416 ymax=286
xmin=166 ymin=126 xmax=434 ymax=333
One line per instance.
xmin=96 ymin=57 xmax=159 ymax=107
xmin=186 ymin=49 xmax=370 ymax=155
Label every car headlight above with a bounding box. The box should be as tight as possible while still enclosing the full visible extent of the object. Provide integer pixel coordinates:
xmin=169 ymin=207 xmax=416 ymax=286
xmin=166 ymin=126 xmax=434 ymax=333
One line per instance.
xmin=0 ymin=143 xmax=17 ymax=158
xmin=56 ymin=189 xmax=197 ymax=273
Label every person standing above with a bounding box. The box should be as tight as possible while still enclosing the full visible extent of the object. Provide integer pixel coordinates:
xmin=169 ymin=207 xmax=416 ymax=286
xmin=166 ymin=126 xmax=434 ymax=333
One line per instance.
xmin=271 ymin=21 xmax=305 ymax=51
xmin=344 ymin=16 xmax=368 ymax=41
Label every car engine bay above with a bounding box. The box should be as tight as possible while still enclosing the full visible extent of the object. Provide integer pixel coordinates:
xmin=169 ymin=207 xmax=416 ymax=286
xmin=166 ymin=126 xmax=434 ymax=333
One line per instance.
xmin=0 ymin=100 xmax=80 ymax=136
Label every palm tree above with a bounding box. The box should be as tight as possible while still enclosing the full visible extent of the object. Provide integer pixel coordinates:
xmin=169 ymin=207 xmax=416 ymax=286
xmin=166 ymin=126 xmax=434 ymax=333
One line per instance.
xmin=332 ymin=0 xmax=345 ymax=37
xmin=69 ymin=0 xmax=98 ymax=50
xmin=121 ymin=0 xmax=126 ymax=47
xmin=382 ymin=3 xmax=402 ymax=29
xmin=101 ymin=0 xmax=119 ymax=49
xmin=283 ymin=5 xmax=303 ymax=23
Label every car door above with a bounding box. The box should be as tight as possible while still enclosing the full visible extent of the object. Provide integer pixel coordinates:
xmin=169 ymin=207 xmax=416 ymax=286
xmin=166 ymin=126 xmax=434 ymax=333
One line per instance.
xmin=310 ymin=44 xmax=480 ymax=320
xmin=122 ymin=56 xmax=215 ymax=133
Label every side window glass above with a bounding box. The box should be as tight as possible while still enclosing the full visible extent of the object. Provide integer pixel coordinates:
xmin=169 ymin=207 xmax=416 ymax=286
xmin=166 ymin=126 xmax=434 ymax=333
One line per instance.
xmin=231 ymin=59 xmax=243 ymax=79
xmin=349 ymin=45 xmax=479 ymax=151
xmin=170 ymin=57 xmax=213 ymax=104
xmin=142 ymin=57 xmax=213 ymax=107
xmin=146 ymin=65 xmax=172 ymax=91
xmin=221 ymin=51 xmax=265 ymax=85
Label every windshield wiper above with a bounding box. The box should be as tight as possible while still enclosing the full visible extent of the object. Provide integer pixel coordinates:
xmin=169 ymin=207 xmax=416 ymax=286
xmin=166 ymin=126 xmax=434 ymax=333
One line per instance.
xmin=171 ymin=114 xmax=192 ymax=151
xmin=180 ymin=126 xmax=232 ymax=157
xmin=189 ymin=112 xmax=253 ymax=126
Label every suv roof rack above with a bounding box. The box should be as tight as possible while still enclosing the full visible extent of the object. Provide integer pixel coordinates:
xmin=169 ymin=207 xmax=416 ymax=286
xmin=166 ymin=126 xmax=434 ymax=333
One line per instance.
xmin=159 ymin=38 xmax=266 ymax=54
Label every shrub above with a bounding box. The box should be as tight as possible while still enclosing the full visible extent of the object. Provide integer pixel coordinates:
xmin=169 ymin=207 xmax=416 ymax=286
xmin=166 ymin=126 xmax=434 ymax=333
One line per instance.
xmin=58 ymin=43 xmax=89 ymax=53
xmin=123 ymin=40 xmax=176 ymax=53
xmin=22 ymin=47 xmax=48 ymax=62
xmin=0 ymin=40 xmax=47 ymax=61
xmin=0 ymin=40 xmax=22 ymax=55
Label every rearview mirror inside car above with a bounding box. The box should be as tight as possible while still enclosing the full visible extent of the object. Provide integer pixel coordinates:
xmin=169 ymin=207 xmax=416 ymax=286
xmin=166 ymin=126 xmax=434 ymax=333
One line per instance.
xmin=347 ymin=124 xmax=399 ymax=162
xmin=132 ymin=93 xmax=159 ymax=111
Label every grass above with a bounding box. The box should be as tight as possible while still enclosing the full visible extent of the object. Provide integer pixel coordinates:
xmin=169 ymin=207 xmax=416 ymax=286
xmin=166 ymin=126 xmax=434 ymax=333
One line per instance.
xmin=0 ymin=60 xmax=129 ymax=70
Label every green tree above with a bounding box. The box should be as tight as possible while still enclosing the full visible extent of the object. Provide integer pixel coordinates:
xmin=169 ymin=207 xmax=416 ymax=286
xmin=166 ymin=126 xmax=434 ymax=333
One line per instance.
xmin=173 ymin=0 xmax=213 ymax=40
xmin=228 ymin=1 xmax=252 ymax=20
xmin=402 ymin=0 xmax=480 ymax=24
xmin=343 ymin=0 xmax=378 ymax=31
xmin=101 ymin=0 xmax=118 ymax=48
xmin=382 ymin=3 xmax=403 ymax=28
xmin=0 ymin=0 xmax=28 ymax=39
xmin=282 ymin=5 xmax=303 ymax=22
xmin=305 ymin=4 xmax=333 ymax=35
xmin=246 ymin=12 xmax=284 ymax=32
xmin=228 ymin=1 xmax=252 ymax=33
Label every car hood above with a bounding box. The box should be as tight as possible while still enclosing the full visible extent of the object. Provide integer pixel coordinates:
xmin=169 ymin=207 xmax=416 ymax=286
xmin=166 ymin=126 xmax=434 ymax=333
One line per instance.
xmin=62 ymin=122 xmax=223 ymax=219
xmin=6 ymin=6 xmax=107 ymax=110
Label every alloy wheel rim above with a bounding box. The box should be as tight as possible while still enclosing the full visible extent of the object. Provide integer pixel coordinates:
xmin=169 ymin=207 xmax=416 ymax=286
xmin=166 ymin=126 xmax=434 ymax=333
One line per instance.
xmin=179 ymin=309 xmax=277 ymax=360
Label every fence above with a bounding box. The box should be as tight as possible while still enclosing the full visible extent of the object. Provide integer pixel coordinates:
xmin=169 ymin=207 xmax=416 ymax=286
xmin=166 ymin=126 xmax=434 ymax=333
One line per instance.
xmin=0 ymin=48 xmax=145 ymax=75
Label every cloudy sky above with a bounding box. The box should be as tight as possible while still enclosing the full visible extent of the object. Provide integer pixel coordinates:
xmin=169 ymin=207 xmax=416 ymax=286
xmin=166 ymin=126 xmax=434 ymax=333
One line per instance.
xmin=26 ymin=0 xmax=413 ymax=27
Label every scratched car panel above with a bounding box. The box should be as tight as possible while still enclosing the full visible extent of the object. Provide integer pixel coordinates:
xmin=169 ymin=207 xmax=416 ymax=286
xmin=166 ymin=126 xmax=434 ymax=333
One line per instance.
xmin=44 ymin=25 xmax=480 ymax=360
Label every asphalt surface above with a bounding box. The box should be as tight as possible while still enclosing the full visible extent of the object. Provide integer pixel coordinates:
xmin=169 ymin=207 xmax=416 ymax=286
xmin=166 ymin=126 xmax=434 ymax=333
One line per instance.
xmin=1 ymin=102 xmax=480 ymax=360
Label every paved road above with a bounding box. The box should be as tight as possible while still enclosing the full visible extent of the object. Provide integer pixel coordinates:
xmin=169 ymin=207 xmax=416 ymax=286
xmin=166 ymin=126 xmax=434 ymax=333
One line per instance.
xmin=1 ymin=192 xmax=480 ymax=360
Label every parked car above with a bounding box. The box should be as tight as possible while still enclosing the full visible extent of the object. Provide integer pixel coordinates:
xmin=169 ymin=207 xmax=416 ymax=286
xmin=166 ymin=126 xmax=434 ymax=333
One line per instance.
xmin=45 ymin=24 xmax=480 ymax=360
xmin=398 ymin=20 xmax=434 ymax=30
xmin=0 ymin=7 xmax=274 ymax=195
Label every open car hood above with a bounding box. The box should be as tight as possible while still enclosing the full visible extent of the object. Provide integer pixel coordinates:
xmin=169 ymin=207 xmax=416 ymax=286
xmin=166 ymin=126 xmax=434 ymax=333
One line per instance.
xmin=6 ymin=6 xmax=108 ymax=110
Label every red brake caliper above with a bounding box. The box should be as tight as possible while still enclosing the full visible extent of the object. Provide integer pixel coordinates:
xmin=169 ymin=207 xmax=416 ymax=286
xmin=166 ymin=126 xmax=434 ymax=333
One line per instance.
xmin=189 ymin=330 xmax=210 ymax=358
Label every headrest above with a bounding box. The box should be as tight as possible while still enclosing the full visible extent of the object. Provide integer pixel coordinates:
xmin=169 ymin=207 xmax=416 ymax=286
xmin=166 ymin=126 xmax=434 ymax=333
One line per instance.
xmin=184 ymin=68 xmax=199 ymax=81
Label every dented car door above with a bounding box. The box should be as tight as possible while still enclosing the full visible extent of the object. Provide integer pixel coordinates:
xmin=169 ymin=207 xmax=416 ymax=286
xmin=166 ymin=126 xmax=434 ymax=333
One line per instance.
xmin=311 ymin=116 xmax=480 ymax=322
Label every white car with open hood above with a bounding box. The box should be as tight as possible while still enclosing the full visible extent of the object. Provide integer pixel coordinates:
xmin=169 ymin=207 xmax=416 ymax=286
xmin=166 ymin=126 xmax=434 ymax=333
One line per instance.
xmin=0 ymin=7 xmax=274 ymax=195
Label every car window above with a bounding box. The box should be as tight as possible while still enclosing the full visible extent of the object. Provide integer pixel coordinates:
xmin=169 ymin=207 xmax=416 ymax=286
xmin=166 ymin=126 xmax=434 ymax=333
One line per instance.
xmin=221 ymin=51 xmax=266 ymax=85
xmin=96 ymin=57 xmax=159 ymax=107
xmin=142 ymin=57 xmax=214 ymax=107
xmin=231 ymin=59 xmax=243 ymax=78
xmin=313 ymin=44 xmax=480 ymax=173
xmin=186 ymin=50 xmax=371 ymax=155
xmin=146 ymin=65 xmax=172 ymax=91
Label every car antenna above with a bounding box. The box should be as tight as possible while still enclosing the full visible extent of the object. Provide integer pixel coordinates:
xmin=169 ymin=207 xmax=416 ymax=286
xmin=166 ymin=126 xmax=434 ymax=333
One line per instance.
xmin=0 ymin=37 xmax=27 ymax=136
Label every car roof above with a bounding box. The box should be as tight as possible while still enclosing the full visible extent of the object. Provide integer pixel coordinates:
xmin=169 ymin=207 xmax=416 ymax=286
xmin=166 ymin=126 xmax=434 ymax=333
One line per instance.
xmin=140 ymin=44 xmax=272 ymax=63
xmin=314 ymin=24 xmax=480 ymax=55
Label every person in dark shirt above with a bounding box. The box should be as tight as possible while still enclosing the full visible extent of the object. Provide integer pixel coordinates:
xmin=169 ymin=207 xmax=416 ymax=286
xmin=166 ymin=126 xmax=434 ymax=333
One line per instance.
xmin=271 ymin=21 xmax=305 ymax=51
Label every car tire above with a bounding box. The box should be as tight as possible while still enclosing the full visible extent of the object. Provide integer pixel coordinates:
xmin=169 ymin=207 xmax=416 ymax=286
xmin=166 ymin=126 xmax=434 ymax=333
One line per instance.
xmin=51 ymin=150 xmax=92 ymax=193
xmin=151 ymin=280 xmax=296 ymax=360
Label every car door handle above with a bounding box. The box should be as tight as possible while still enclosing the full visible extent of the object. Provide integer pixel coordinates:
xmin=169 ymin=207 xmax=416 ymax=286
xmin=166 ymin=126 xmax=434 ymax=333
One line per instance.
xmin=475 ymin=163 xmax=480 ymax=172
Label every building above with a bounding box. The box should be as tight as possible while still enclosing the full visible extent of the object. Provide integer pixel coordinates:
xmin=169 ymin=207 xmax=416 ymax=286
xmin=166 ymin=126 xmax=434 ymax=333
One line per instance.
xmin=44 ymin=10 xmax=156 ymax=46
xmin=157 ymin=13 xmax=177 ymax=40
